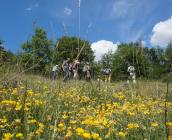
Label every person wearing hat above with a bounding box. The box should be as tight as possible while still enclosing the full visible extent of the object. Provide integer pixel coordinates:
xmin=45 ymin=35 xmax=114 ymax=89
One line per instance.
xmin=52 ymin=65 xmax=59 ymax=80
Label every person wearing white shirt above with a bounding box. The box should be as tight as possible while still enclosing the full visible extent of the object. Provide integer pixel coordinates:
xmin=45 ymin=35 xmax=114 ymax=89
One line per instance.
xmin=127 ymin=64 xmax=136 ymax=84
xmin=52 ymin=65 xmax=58 ymax=80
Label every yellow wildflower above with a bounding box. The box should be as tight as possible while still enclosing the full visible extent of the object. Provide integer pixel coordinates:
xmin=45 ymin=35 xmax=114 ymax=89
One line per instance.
xmin=92 ymin=133 xmax=99 ymax=139
xmin=151 ymin=122 xmax=158 ymax=128
xmin=58 ymin=123 xmax=64 ymax=128
xmin=3 ymin=133 xmax=13 ymax=140
xmin=38 ymin=123 xmax=44 ymax=129
xmin=27 ymin=119 xmax=37 ymax=124
xmin=0 ymin=118 xmax=7 ymax=123
xmin=127 ymin=123 xmax=139 ymax=129
xmin=1 ymin=100 xmax=16 ymax=106
xmin=117 ymin=131 xmax=126 ymax=138
xmin=83 ymin=132 xmax=91 ymax=139
xmin=70 ymin=120 xmax=77 ymax=125
xmin=16 ymin=133 xmax=23 ymax=139
xmin=166 ymin=122 xmax=172 ymax=128
xmin=66 ymin=129 xmax=72 ymax=137
xmin=14 ymin=119 xmax=21 ymax=126
xmin=15 ymin=103 xmax=22 ymax=111
xmin=76 ymin=127 xmax=84 ymax=135
xmin=49 ymin=125 xmax=54 ymax=131
xmin=62 ymin=114 xmax=68 ymax=119
xmin=12 ymin=88 xmax=17 ymax=95
xmin=128 ymin=112 xmax=136 ymax=116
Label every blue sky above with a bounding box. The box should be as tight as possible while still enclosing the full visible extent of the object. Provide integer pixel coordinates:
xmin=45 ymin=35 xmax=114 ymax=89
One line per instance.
xmin=0 ymin=0 xmax=172 ymax=56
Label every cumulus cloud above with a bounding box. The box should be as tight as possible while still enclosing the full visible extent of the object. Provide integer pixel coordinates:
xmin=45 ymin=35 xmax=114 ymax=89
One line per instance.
xmin=64 ymin=7 xmax=72 ymax=16
xmin=150 ymin=16 xmax=172 ymax=47
xmin=91 ymin=40 xmax=118 ymax=61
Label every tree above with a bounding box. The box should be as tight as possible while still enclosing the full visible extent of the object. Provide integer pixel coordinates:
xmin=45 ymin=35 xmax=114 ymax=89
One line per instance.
xmin=0 ymin=39 xmax=5 ymax=62
xmin=98 ymin=41 xmax=151 ymax=81
xmin=165 ymin=41 xmax=172 ymax=72
xmin=0 ymin=39 xmax=15 ymax=63
xmin=20 ymin=27 xmax=52 ymax=74
xmin=100 ymin=52 xmax=113 ymax=68
xmin=52 ymin=36 xmax=94 ymax=64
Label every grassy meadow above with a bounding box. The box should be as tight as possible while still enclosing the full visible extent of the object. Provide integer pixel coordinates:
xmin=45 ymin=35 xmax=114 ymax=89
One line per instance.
xmin=0 ymin=74 xmax=172 ymax=140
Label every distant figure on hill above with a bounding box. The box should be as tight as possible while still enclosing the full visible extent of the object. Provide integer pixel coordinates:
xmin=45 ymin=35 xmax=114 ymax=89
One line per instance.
xmin=51 ymin=65 xmax=59 ymax=80
xmin=62 ymin=58 xmax=70 ymax=82
xmin=127 ymin=64 xmax=136 ymax=84
xmin=83 ymin=62 xmax=91 ymax=81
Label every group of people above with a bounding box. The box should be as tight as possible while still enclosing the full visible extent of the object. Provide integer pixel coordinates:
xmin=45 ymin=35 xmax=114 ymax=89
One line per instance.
xmin=51 ymin=59 xmax=137 ymax=84
xmin=51 ymin=58 xmax=91 ymax=82
xmin=100 ymin=63 xmax=136 ymax=84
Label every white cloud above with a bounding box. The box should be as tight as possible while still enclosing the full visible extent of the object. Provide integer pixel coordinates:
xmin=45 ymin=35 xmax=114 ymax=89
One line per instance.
xmin=25 ymin=7 xmax=32 ymax=11
xmin=34 ymin=3 xmax=39 ymax=8
xmin=110 ymin=0 xmax=136 ymax=18
xmin=150 ymin=16 xmax=172 ymax=47
xmin=112 ymin=2 xmax=132 ymax=17
xmin=91 ymin=40 xmax=118 ymax=61
xmin=64 ymin=7 xmax=72 ymax=16
xmin=25 ymin=3 xmax=39 ymax=12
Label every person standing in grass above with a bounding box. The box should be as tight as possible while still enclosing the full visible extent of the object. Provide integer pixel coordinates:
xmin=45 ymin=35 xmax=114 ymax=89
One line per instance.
xmin=62 ymin=58 xmax=70 ymax=82
xmin=68 ymin=62 xmax=73 ymax=79
xmin=83 ymin=62 xmax=91 ymax=81
xmin=51 ymin=65 xmax=59 ymax=80
xmin=127 ymin=64 xmax=136 ymax=84
xmin=73 ymin=59 xmax=80 ymax=80
xmin=101 ymin=66 xmax=111 ymax=83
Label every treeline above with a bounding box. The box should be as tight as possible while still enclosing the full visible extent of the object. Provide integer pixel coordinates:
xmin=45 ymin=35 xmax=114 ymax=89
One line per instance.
xmin=0 ymin=27 xmax=172 ymax=80
xmin=99 ymin=41 xmax=172 ymax=80
xmin=0 ymin=27 xmax=94 ymax=77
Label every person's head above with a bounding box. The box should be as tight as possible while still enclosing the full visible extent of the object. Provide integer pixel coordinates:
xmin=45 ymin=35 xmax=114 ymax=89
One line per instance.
xmin=105 ymin=65 xmax=108 ymax=68
xmin=74 ymin=59 xmax=80 ymax=64
xmin=66 ymin=58 xmax=70 ymax=62
xmin=128 ymin=63 xmax=131 ymax=67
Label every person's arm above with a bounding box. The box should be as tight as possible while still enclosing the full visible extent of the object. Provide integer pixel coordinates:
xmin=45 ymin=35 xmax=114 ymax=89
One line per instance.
xmin=62 ymin=61 xmax=65 ymax=71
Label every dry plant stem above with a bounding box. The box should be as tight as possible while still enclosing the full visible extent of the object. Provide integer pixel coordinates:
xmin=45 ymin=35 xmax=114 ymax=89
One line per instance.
xmin=165 ymin=80 xmax=169 ymax=140
xmin=52 ymin=120 xmax=57 ymax=140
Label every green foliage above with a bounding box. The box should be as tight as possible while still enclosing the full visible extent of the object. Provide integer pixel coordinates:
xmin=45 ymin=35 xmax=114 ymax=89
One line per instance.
xmin=110 ymin=42 xmax=149 ymax=80
xmin=100 ymin=40 xmax=171 ymax=80
xmin=1 ymin=25 xmax=172 ymax=81
xmin=20 ymin=27 xmax=52 ymax=74
xmin=52 ymin=36 xmax=94 ymax=64
xmin=0 ymin=39 xmax=16 ymax=63
xmin=165 ymin=41 xmax=172 ymax=70
xmin=19 ymin=29 xmax=94 ymax=76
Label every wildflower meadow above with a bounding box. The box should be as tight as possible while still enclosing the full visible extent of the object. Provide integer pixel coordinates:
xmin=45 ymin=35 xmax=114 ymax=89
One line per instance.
xmin=0 ymin=75 xmax=171 ymax=140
